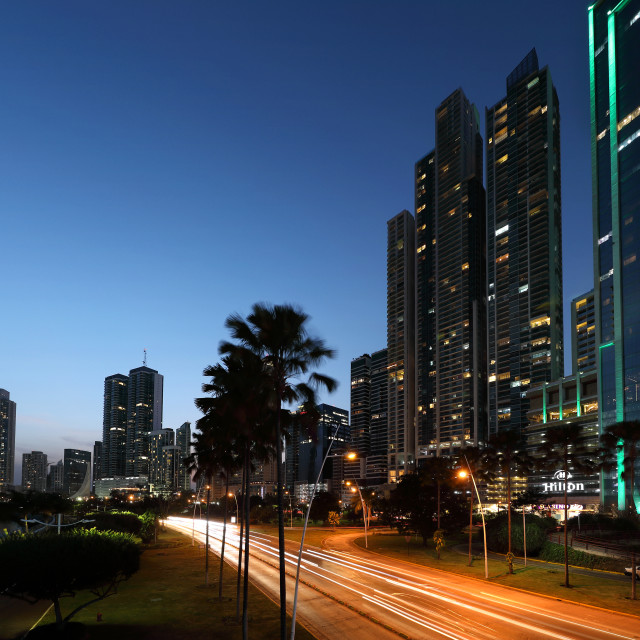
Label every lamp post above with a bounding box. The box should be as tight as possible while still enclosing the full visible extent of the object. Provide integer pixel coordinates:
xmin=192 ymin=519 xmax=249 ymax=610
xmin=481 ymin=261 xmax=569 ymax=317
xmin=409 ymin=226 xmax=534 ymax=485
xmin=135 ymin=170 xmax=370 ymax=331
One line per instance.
xmin=459 ymin=456 xmax=488 ymax=579
xmin=228 ymin=492 xmax=239 ymax=524
xmin=285 ymin=491 xmax=293 ymax=528
xmin=290 ymin=428 xmax=355 ymax=640
xmin=346 ymin=479 xmax=368 ymax=548
xmin=191 ymin=489 xmax=203 ymax=546
xmin=205 ymin=483 xmax=211 ymax=586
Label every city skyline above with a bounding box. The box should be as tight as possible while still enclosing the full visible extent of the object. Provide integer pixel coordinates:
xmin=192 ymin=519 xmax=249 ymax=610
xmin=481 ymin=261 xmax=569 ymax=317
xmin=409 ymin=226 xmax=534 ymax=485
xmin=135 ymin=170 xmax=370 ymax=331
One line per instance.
xmin=2 ymin=1 xmax=593 ymax=478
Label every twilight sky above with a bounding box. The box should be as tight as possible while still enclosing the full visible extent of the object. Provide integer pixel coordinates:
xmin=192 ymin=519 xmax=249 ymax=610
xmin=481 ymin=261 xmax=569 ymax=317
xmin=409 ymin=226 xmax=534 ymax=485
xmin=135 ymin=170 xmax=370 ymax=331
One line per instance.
xmin=1 ymin=1 xmax=593 ymax=481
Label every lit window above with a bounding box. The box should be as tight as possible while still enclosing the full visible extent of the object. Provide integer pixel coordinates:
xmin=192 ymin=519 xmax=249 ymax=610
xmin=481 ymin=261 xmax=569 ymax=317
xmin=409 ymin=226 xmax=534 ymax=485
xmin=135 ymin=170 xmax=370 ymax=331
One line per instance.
xmin=497 ymin=154 xmax=508 ymax=165
xmin=495 ymin=224 xmax=509 ymax=236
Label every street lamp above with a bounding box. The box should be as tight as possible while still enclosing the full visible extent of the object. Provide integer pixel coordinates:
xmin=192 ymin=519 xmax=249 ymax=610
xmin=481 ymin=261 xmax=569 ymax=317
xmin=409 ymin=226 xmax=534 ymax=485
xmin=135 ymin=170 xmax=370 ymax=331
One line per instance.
xmin=228 ymin=492 xmax=239 ymax=524
xmin=205 ymin=484 xmax=211 ymax=586
xmin=290 ymin=428 xmax=356 ymax=640
xmin=459 ymin=455 xmax=488 ymax=579
xmin=345 ymin=479 xmax=369 ymax=549
xmin=285 ymin=491 xmax=293 ymax=528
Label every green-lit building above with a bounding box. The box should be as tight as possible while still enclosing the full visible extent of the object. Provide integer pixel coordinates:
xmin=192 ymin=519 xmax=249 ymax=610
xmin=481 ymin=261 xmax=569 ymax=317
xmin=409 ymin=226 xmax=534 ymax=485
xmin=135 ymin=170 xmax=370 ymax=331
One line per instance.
xmin=589 ymin=0 xmax=640 ymax=509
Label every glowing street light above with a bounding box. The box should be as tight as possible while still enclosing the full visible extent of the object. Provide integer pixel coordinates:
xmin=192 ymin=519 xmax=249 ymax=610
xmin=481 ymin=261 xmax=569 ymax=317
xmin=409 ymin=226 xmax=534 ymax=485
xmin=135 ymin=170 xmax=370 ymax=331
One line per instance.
xmin=459 ymin=459 xmax=488 ymax=579
xmin=346 ymin=479 xmax=369 ymax=548
xmin=228 ymin=492 xmax=239 ymax=524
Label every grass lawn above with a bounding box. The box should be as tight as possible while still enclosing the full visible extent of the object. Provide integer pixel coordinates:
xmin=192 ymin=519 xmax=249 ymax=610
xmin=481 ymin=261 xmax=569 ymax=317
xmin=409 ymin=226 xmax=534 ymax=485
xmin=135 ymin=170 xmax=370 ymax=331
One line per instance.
xmin=357 ymin=531 xmax=640 ymax=617
xmin=27 ymin=529 xmax=316 ymax=640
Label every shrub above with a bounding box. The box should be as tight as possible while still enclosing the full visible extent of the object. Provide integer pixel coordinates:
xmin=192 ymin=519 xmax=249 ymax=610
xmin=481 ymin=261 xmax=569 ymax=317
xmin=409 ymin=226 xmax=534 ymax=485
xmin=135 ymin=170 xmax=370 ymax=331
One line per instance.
xmin=84 ymin=511 xmax=142 ymax=535
xmin=538 ymin=540 xmax=623 ymax=571
xmin=485 ymin=512 xmax=548 ymax=555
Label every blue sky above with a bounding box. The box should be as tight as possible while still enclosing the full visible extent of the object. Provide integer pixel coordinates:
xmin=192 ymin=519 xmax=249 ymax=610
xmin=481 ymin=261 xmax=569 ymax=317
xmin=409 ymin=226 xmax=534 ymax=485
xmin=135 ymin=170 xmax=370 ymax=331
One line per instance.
xmin=1 ymin=1 xmax=593 ymax=480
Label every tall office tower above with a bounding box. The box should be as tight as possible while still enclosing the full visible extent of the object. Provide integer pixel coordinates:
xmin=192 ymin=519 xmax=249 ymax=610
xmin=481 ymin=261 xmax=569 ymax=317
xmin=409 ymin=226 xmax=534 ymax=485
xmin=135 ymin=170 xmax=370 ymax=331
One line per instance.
xmin=571 ymin=290 xmax=596 ymax=374
xmin=102 ymin=374 xmax=128 ymax=477
xmin=149 ymin=428 xmax=174 ymax=491
xmin=0 ymin=389 xmax=16 ymax=491
xmin=487 ymin=50 xmax=563 ymax=438
xmin=416 ymin=88 xmax=487 ymax=460
xmin=415 ymin=151 xmax=437 ymax=460
xmin=162 ymin=445 xmax=181 ymax=493
xmin=366 ymin=348 xmax=388 ymax=485
xmin=126 ymin=366 xmax=163 ymax=476
xmin=22 ymin=451 xmax=48 ymax=492
xmin=350 ymin=354 xmax=372 ymax=457
xmin=387 ymin=210 xmax=416 ymax=482
xmin=63 ymin=449 xmax=91 ymax=496
xmin=175 ymin=422 xmax=191 ymax=491
xmin=92 ymin=441 xmax=102 ymax=495
xmin=48 ymin=459 xmax=64 ymax=493
xmin=589 ymin=0 xmax=640 ymax=509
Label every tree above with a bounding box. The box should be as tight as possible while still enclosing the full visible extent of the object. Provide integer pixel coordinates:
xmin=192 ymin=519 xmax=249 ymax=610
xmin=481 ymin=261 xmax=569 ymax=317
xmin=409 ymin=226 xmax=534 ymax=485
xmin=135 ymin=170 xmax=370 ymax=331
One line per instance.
xmin=221 ymin=302 xmax=336 ymax=640
xmin=0 ymin=529 xmax=140 ymax=634
xmin=418 ymin=457 xmax=456 ymax=530
xmin=327 ymin=511 xmax=341 ymax=529
xmin=600 ymin=420 xmax=640 ymax=514
xmin=485 ymin=431 xmax=533 ymax=573
xmin=537 ymin=423 xmax=595 ymax=587
xmin=308 ymin=491 xmax=340 ymax=522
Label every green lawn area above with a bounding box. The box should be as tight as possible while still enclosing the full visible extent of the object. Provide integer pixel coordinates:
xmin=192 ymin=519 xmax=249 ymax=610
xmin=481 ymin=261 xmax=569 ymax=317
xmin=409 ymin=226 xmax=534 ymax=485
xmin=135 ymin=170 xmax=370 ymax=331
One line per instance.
xmin=357 ymin=531 xmax=640 ymax=617
xmin=18 ymin=529 xmax=316 ymax=640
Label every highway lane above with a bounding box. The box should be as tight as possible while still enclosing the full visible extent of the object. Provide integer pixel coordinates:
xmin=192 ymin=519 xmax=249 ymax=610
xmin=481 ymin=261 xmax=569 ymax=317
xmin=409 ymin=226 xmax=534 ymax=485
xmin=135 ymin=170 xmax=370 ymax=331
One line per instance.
xmin=166 ymin=517 xmax=640 ymax=640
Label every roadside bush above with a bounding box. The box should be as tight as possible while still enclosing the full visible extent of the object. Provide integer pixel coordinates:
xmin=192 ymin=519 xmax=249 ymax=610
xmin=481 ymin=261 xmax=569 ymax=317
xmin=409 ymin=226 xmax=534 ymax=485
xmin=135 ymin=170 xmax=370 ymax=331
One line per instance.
xmin=250 ymin=504 xmax=276 ymax=525
xmin=138 ymin=511 xmax=158 ymax=543
xmin=538 ymin=540 xmax=623 ymax=571
xmin=566 ymin=512 xmax=640 ymax=532
xmin=485 ymin=512 xmax=548 ymax=555
xmin=85 ymin=511 xmax=142 ymax=535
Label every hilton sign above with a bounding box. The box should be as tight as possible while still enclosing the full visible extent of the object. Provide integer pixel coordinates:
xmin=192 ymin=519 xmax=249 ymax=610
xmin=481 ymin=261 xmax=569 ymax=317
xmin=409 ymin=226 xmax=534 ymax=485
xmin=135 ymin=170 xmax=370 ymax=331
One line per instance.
xmin=542 ymin=470 xmax=585 ymax=493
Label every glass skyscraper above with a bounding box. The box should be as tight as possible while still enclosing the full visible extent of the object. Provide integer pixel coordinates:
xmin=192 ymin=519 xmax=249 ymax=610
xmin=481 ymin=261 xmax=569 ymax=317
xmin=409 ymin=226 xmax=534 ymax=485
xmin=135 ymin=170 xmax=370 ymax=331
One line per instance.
xmin=0 ymin=389 xmax=16 ymax=491
xmin=589 ymin=0 xmax=640 ymax=509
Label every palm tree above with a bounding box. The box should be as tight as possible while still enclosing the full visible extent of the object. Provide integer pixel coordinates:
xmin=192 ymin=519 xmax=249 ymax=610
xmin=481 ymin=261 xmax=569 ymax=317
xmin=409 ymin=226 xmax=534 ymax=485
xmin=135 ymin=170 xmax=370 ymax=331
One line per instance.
xmin=600 ymin=420 xmax=640 ymax=514
xmin=485 ymin=430 xmax=533 ymax=573
xmin=537 ymin=423 xmax=595 ymax=588
xmin=418 ymin=456 xmax=455 ymax=530
xmin=221 ymin=303 xmax=336 ymax=640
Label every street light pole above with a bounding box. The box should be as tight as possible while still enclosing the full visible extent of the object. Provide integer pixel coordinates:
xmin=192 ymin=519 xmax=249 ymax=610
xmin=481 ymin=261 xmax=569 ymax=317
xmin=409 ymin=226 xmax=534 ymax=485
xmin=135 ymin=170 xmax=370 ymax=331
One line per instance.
xmin=205 ymin=483 xmax=211 ymax=586
xmin=460 ymin=455 xmax=488 ymax=579
xmin=290 ymin=428 xmax=355 ymax=640
xmin=347 ymin=480 xmax=368 ymax=549
xmin=228 ymin=492 xmax=239 ymax=524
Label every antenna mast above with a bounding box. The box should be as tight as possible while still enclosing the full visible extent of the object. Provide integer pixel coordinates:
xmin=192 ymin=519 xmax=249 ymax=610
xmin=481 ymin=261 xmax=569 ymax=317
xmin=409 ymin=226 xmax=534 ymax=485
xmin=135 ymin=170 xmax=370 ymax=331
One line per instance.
xmin=143 ymin=348 xmax=147 ymax=367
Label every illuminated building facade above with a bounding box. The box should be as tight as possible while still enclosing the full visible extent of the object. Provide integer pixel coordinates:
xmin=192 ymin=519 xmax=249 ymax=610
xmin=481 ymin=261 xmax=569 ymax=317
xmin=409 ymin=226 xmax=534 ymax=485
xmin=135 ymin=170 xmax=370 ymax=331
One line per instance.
xmin=571 ymin=290 xmax=596 ymax=374
xmin=387 ymin=210 xmax=415 ymax=481
xmin=0 ymin=389 xmax=16 ymax=491
xmin=22 ymin=450 xmax=48 ymax=492
xmin=589 ymin=0 xmax=640 ymax=509
xmin=486 ymin=49 xmax=563 ymax=437
xmin=102 ymin=374 xmax=128 ymax=477
xmin=126 ymin=366 xmax=164 ymax=477
xmin=415 ymin=88 xmax=487 ymax=461
xmin=367 ymin=349 xmax=388 ymax=485
xmin=176 ymin=421 xmax=191 ymax=491
xmin=63 ymin=448 xmax=91 ymax=497
xmin=350 ymin=354 xmax=372 ymax=458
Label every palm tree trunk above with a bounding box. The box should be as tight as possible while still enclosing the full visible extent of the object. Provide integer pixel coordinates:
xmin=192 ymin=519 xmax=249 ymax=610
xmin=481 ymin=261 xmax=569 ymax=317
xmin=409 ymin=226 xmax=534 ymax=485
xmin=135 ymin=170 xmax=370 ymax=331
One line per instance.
xmin=507 ymin=471 xmax=512 ymax=574
xmin=219 ymin=472 xmax=229 ymax=600
xmin=53 ymin=596 xmax=63 ymax=630
xmin=236 ymin=463 xmax=246 ymax=622
xmin=275 ymin=399 xmax=287 ymax=640
xmin=468 ymin=489 xmax=473 ymax=566
xmin=564 ymin=462 xmax=569 ymax=588
xmin=437 ymin=480 xmax=441 ymax=530
xmin=243 ymin=445 xmax=251 ymax=640
xmin=205 ymin=479 xmax=211 ymax=586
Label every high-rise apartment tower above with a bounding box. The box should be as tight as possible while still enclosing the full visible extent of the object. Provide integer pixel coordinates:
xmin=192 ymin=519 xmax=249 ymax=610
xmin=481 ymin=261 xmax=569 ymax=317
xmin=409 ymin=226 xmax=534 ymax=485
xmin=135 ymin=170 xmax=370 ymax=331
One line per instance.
xmin=0 ymin=389 xmax=16 ymax=491
xmin=486 ymin=49 xmax=563 ymax=436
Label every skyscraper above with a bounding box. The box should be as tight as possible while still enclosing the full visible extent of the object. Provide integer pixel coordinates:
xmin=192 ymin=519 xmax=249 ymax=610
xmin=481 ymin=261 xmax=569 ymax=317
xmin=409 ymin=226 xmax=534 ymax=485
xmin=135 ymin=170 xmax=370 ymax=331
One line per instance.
xmin=176 ymin=421 xmax=191 ymax=491
xmin=589 ymin=0 xmax=640 ymax=509
xmin=63 ymin=449 xmax=91 ymax=497
xmin=350 ymin=354 xmax=372 ymax=457
xmin=571 ymin=290 xmax=596 ymax=374
xmin=22 ymin=451 xmax=48 ymax=492
xmin=149 ymin=427 xmax=174 ymax=492
xmin=486 ymin=49 xmax=563 ymax=436
xmin=415 ymin=88 xmax=487 ymax=461
xmin=367 ymin=348 xmax=388 ymax=485
xmin=48 ymin=459 xmax=64 ymax=494
xmin=126 ymin=366 xmax=163 ymax=476
xmin=102 ymin=374 xmax=128 ymax=477
xmin=0 ymin=389 xmax=16 ymax=491
xmin=387 ymin=210 xmax=415 ymax=481
xmin=92 ymin=440 xmax=102 ymax=495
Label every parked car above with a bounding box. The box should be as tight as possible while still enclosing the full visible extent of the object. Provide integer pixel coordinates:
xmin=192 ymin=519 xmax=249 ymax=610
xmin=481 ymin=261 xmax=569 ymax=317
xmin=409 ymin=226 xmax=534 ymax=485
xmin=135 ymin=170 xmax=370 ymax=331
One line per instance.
xmin=624 ymin=566 xmax=640 ymax=578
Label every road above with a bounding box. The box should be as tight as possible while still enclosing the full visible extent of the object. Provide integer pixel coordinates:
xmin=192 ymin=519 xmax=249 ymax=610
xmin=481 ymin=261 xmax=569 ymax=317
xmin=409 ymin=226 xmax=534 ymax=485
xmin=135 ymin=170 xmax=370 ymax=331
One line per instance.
xmin=166 ymin=517 xmax=640 ymax=640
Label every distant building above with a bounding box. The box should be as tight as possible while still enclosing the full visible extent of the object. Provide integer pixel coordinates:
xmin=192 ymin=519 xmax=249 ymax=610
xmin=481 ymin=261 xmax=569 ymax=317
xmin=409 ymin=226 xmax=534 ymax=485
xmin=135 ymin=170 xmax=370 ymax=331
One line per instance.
xmin=92 ymin=440 xmax=102 ymax=495
xmin=94 ymin=476 xmax=149 ymax=500
xmin=126 ymin=366 xmax=164 ymax=477
xmin=175 ymin=422 xmax=191 ymax=491
xmin=350 ymin=354 xmax=371 ymax=458
xmin=571 ymin=290 xmax=596 ymax=374
xmin=48 ymin=459 xmax=64 ymax=493
xmin=22 ymin=451 xmax=48 ymax=492
xmin=486 ymin=49 xmax=563 ymax=436
xmin=102 ymin=374 xmax=128 ymax=477
xmin=63 ymin=449 xmax=91 ymax=497
xmin=0 ymin=389 xmax=16 ymax=491
xmin=367 ymin=348 xmax=388 ymax=486
xmin=149 ymin=428 xmax=174 ymax=495
xmin=387 ymin=210 xmax=416 ymax=482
